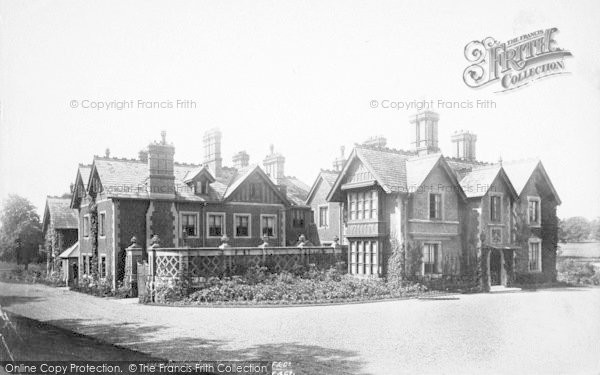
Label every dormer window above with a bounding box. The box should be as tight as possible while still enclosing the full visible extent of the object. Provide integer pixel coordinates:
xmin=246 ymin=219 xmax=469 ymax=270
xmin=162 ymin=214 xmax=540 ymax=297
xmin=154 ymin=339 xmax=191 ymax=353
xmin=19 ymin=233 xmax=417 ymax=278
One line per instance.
xmin=195 ymin=180 xmax=209 ymax=195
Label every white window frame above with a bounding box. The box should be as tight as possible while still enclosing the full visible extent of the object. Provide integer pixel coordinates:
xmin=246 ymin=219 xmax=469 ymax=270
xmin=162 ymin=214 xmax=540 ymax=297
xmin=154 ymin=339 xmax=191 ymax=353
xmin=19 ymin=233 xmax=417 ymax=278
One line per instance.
xmin=83 ymin=214 xmax=90 ymax=238
xmin=318 ymin=205 xmax=329 ymax=228
xmin=260 ymin=214 xmax=277 ymax=238
xmin=489 ymin=192 xmax=503 ymax=223
xmin=233 ymin=213 xmax=252 ymax=238
xmin=528 ymin=237 xmax=542 ymax=272
xmin=206 ymin=212 xmax=226 ymax=239
xmin=99 ymin=211 xmax=106 ymax=238
xmin=422 ymin=241 xmax=442 ymax=275
xmin=180 ymin=211 xmax=200 ymax=238
xmin=490 ymin=227 xmax=503 ymax=245
xmin=100 ymin=254 xmax=107 ymax=279
xmin=428 ymin=192 xmax=443 ymax=220
xmin=527 ymin=196 xmax=541 ymax=227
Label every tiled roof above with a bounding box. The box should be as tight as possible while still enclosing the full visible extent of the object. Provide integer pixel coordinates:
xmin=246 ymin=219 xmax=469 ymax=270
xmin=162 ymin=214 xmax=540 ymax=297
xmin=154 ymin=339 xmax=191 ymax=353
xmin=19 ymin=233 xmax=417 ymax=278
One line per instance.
xmin=306 ymin=170 xmax=339 ymax=205
xmin=320 ymin=170 xmax=339 ymax=186
xmin=93 ymin=157 xmax=204 ymax=201
xmin=279 ymin=176 xmax=310 ymax=206
xmin=501 ymin=159 xmax=540 ymax=195
xmin=406 ymin=153 xmax=443 ymax=192
xmin=459 ymin=165 xmax=503 ymax=198
xmin=444 ymin=157 xmax=490 ymax=180
xmin=79 ymin=164 xmax=92 ymax=190
xmin=355 ymin=146 xmax=410 ymax=193
xmin=222 ymin=165 xmax=260 ymax=199
xmin=90 ymin=157 xmax=296 ymax=204
xmin=46 ymin=197 xmax=78 ymax=229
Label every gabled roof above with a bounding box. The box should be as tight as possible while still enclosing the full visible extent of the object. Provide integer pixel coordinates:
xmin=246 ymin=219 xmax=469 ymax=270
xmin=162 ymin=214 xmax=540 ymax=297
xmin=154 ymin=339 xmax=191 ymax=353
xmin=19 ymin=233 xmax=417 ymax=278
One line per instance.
xmin=183 ymin=165 xmax=215 ymax=184
xmin=43 ymin=196 xmax=78 ymax=233
xmin=87 ymin=157 xmax=203 ymax=201
xmin=502 ymin=159 xmax=561 ymax=204
xmin=70 ymin=164 xmax=92 ymax=209
xmin=327 ymin=146 xmax=414 ymax=201
xmin=459 ymin=165 xmax=518 ymax=199
xmin=444 ymin=157 xmax=491 ymax=180
xmin=222 ymin=165 xmax=290 ymax=205
xmin=279 ymin=176 xmax=310 ymax=206
xmin=59 ymin=241 xmax=79 ymax=259
xmin=306 ymin=169 xmax=339 ymax=205
xmin=406 ymin=153 xmax=442 ymax=192
xmin=79 ymin=164 xmax=92 ymax=190
xmin=355 ymin=146 xmax=410 ymax=193
xmin=406 ymin=153 xmax=466 ymax=199
xmin=80 ymin=156 xmax=294 ymax=205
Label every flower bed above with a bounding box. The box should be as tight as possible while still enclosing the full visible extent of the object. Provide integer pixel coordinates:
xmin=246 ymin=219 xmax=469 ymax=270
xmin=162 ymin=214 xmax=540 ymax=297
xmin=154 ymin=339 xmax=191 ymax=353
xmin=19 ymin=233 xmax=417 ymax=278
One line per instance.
xmin=151 ymin=264 xmax=432 ymax=305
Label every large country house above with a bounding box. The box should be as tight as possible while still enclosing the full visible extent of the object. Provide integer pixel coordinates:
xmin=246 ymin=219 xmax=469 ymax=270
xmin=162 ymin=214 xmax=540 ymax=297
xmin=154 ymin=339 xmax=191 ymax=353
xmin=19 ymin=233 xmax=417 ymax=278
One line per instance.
xmin=59 ymin=110 xmax=560 ymax=291
xmin=70 ymin=129 xmax=312 ymax=288
xmin=325 ymin=111 xmax=560 ymax=290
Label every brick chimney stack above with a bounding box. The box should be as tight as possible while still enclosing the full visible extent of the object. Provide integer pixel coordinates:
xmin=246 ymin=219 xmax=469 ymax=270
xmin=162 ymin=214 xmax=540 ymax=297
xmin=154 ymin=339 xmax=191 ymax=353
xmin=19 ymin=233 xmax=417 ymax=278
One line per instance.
xmin=232 ymin=151 xmax=250 ymax=169
xmin=410 ymin=110 xmax=440 ymax=156
xmin=203 ymin=128 xmax=223 ymax=177
xmin=333 ymin=146 xmax=346 ymax=171
xmin=263 ymin=144 xmax=285 ymax=183
xmin=451 ymin=130 xmax=477 ymax=161
xmin=147 ymin=131 xmax=175 ymax=195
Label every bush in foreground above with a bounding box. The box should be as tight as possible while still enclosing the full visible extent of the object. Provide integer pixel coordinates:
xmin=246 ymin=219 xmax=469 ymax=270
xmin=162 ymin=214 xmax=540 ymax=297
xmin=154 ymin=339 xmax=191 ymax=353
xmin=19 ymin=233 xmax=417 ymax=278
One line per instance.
xmin=152 ymin=265 xmax=429 ymax=305
xmin=557 ymin=260 xmax=600 ymax=285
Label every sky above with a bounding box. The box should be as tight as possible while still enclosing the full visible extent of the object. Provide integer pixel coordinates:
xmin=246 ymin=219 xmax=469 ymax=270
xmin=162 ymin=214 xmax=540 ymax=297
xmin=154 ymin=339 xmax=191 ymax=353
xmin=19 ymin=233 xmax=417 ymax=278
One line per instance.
xmin=1 ymin=0 xmax=599 ymax=220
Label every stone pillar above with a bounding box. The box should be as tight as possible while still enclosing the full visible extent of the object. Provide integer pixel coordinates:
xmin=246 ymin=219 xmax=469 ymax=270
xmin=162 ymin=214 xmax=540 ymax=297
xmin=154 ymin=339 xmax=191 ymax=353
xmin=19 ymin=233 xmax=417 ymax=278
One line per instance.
xmin=219 ymin=235 xmax=230 ymax=274
xmin=331 ymin=235 xmax=341 ymax=263
xmin=148 ymin=235 xmax=160 ymax=301
xmin=125 ymin=236 xmax=142 ymax=296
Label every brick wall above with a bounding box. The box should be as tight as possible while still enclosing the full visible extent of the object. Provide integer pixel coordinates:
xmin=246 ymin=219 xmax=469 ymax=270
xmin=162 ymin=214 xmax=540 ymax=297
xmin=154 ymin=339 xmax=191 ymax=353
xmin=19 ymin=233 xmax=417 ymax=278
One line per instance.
xmin=309 ymin=179 xmax=342 ymax=245
xmin=514 ymin=168 xmax=559 ymax=283
xmin=172 ymin=202 xmax=286 ymax=248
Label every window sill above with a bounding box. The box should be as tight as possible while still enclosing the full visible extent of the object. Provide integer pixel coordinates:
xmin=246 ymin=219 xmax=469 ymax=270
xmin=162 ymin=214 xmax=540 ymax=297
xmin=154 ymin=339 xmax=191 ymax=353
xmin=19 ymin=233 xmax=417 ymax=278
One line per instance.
xmin=528 ymin=224 xmax=542 ymax=229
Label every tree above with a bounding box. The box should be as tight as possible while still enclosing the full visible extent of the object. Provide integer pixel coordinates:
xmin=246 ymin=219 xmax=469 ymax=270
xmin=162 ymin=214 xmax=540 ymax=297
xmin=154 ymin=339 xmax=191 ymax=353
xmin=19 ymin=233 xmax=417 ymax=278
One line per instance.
xmin=590 ymin=218 xmax=600 ymax=241
xmin=0 ymin=195 xmax=43 ymax=266
xmin=559 ymin=217 xmax=591 ymax=243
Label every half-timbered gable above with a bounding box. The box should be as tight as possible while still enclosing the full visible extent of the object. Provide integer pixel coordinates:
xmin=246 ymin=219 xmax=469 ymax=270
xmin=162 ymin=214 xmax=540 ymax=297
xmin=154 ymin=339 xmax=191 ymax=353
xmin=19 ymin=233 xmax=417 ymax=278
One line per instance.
xmin=223 ymin=166 xmax=289 ymax=205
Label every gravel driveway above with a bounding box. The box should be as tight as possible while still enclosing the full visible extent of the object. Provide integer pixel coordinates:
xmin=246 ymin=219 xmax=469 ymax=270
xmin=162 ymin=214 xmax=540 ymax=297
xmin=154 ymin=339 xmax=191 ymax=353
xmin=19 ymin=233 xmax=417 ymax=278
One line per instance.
xmin=1 ymin=282 xmax=599 ymax=374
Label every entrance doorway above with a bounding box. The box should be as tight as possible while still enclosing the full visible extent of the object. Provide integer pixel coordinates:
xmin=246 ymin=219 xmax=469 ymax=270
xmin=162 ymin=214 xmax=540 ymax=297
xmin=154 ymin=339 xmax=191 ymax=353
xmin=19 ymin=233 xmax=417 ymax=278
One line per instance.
xmin=489 ymin=250 xmax=502 ymax=286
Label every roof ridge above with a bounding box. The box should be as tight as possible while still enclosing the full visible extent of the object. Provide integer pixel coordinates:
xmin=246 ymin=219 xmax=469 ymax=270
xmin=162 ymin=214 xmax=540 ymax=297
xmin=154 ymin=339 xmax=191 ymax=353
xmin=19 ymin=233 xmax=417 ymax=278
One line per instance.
xmin=355 ymin=143 xmax=416 ymax=155
xmin=320 ymin=168 xmax=339 ymax=174
xmin=94 ymin=155 xmax=145 ymax=163
xmin=444 ymin=156 xmax=491 ymax=165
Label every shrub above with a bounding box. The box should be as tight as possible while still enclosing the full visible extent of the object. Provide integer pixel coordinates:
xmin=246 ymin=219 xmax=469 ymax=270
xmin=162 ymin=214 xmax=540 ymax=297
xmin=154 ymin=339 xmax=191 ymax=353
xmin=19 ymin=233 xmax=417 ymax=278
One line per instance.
xmin=180 ymin=266 xmax=428 ymax=305
xmin=154 ymin=277 xmax=190 ymax=303
xmin=557 ymin=260 xmax=599 ymax=285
